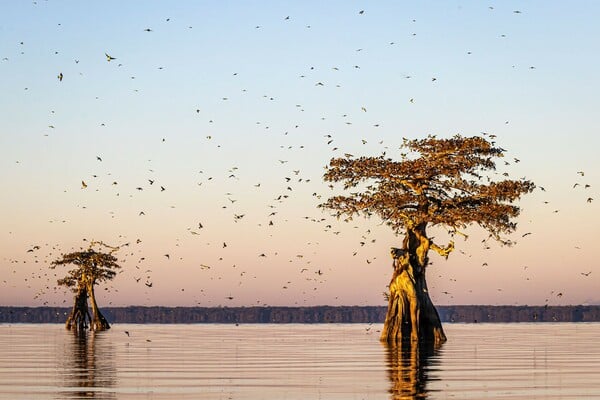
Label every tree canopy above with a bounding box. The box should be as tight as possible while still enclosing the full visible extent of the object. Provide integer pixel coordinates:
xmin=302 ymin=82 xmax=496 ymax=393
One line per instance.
xmin=320 ymin=134 xmax=535 ymax=244
xmin=51 ymin=242 xmax=121 ymax=291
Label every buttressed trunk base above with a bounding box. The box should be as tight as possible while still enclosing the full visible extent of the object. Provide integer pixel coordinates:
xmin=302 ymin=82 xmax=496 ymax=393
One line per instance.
xmin=65 ymin=283 xmax=111 ymax=332
xmin=381 ymin=229 xmax=447 ymax=345
xmin=87 ymin=283 xmax=110 ymax=331
xmin=65 ymin=286 xmax=92 ymax=332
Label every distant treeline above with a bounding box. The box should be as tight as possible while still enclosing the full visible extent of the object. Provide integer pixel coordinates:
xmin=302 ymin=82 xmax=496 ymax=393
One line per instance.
xmin=2 ymin=305 xmax=600 ymax=324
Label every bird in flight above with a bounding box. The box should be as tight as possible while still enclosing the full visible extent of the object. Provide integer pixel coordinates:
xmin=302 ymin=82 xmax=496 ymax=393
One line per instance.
xmin=105 ymin=53 xmax=116 ymax=62
xmin=81 ymin=180 xmax=87 ymax=189
xmin=57 ymin=72 xmax=63 ymax=81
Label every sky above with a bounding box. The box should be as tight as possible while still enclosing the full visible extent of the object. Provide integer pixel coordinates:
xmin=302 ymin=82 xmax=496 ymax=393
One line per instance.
xmin=1 ymin=1 xmax=599 ymax=308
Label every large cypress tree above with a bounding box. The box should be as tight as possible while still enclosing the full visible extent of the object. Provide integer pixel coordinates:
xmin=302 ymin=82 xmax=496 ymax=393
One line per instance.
xmin=320 ymin=134 xmax=535 ymax=344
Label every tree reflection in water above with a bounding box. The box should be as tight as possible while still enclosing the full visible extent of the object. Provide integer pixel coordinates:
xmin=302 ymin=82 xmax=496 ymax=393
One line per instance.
xmin=385 ymin=340 xmax=441 ymax=399
xmin=60 ymin=330 xmax=117 ymax=399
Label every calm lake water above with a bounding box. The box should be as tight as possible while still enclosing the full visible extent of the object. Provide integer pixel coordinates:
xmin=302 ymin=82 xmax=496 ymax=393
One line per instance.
xmin=0 ymin=323 xmax=599 ymax=399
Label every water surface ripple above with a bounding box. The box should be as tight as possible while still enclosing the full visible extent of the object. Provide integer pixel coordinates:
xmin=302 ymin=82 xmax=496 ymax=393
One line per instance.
xmin=0 ymin=323 xmax=599 ymax=399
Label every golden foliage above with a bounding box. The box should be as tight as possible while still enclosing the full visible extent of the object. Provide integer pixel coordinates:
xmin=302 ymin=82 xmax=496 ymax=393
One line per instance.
xmin=50 ymin=241 xmax=122 ymax=291
xmin=320 ymin=134 xmax=535 ymax=241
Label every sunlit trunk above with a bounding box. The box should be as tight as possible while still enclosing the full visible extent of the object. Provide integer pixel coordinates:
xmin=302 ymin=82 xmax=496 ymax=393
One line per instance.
xmin=381 ymin=261 xmax=419 ymax=343
xmin=86 ymin=282 xmax=110 ymax=331
xmin=381 ymin=224 xmax=447 ymax=345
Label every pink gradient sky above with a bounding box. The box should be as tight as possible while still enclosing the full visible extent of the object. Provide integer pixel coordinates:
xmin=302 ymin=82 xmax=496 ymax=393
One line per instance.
xmin=1 ymin=1 xmax=599 ymax=307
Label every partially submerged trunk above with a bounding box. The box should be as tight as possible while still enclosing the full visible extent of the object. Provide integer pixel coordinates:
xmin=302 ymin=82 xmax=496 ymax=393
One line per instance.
xmin=87 ymin=282 xmax=110 ymax=331
xmin=65 ymin=286 xmax=91 ymax=332
xmin=381 ymin=223 xmax=450 ymax=345
xmin=65 ymin=279 xmax=111 ymax=332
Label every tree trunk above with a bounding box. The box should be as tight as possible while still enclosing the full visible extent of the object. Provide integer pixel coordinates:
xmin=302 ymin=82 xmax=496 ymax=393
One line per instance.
xmin=87 ymin=283 xmax=110 ymax=331
xmin=65 ymin=286 xmax=91 ymax=332
xmin=381 ymin=224 xmax=447 ymax=345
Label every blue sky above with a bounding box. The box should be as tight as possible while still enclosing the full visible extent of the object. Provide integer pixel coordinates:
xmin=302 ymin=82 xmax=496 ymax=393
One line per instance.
xmin=1 ymin=1 xmax=599 ymax=307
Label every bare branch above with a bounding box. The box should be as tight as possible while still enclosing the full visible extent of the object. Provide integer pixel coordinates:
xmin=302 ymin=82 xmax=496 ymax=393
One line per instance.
xmin=430 ymin=240 xmax=455 ymax=259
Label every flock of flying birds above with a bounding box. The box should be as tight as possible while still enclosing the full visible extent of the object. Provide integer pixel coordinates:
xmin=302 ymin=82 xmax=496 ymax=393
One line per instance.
xmin=2 ymin=6 xmax=597 ymax=309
